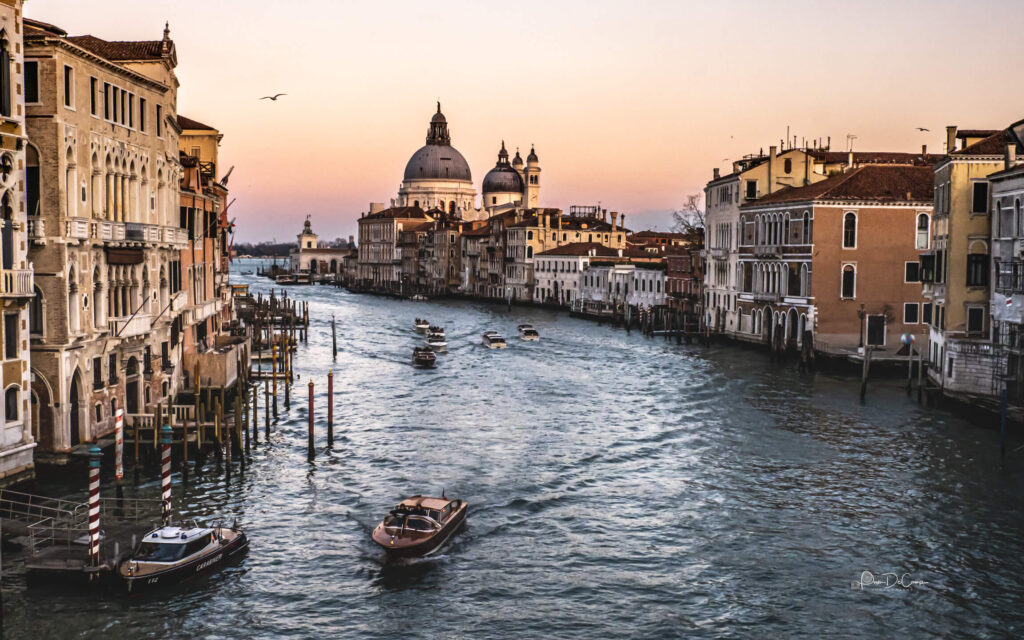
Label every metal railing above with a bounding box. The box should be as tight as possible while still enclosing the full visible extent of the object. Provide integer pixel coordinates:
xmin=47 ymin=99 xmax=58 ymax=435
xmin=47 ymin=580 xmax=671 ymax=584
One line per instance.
xmin=995 ymin=261 xmax=1024 ymax=294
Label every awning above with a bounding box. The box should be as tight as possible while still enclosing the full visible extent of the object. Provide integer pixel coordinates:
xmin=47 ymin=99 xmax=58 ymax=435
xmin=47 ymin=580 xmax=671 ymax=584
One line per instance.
xmin=105 ymin=247 xmax=144 ymax=265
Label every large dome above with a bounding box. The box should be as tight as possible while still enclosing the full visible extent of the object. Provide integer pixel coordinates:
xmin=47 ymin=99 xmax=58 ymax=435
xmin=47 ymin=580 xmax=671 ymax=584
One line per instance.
xmin=403 ymin=145 xmax=473 ymax=182
xmin=483 ymin=164 xmax=523 ymax=193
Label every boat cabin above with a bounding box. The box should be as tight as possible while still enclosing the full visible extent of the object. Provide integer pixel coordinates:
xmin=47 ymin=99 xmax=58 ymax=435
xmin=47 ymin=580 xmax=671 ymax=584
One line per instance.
xmin=133 ymin=526 xmax=215 ymax=563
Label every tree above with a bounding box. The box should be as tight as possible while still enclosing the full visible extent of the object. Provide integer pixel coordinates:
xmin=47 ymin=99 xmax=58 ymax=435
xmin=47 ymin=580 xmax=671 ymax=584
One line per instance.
xmin=671 ymin=193 xmax=705 ymax=242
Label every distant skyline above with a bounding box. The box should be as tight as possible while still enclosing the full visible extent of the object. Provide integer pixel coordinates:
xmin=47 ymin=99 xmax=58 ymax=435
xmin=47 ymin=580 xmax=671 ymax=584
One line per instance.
xmin=28 ymin=0 xmax=1024 ymax=242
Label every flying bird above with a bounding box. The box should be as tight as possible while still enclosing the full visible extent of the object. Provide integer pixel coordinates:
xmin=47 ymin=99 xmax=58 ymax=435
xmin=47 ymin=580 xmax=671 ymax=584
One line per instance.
xmin=260 ymin=93 xmax=287 ymax=101
xmin=916 ymin=127 xmax=930 ymax=132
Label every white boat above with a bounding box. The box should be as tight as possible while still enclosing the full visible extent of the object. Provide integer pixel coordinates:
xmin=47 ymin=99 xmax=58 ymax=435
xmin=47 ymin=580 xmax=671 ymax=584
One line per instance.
xmin=517 ymin=324 xmax=540 ymax=341
xmin=426 ymin=333 xmax=448 ymax=350
xmin=410 ymin=294 xmax=429 ymax=301
xmin=118 ymin=520 xmax=248 ymax=593
xmin=482 ymin=331 xmax=507 ymax=349
xmin=414 ymin=318 xmax=430 ymax=333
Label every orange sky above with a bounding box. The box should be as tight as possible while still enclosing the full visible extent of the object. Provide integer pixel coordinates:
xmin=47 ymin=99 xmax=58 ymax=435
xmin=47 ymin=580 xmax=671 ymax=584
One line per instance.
xmin=27 ymin=0 xmax=1024 ymax=242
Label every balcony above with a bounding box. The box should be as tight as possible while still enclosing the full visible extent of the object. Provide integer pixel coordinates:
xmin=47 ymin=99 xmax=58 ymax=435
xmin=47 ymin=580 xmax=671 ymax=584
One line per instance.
xmin=27 ymin=217 xmax=45 ymax=244
xmin=709 ymin=247 xmax=728 ymax=260
xmin=108 ymin=313 xmax=153 ymax=338
xmin=0 ymin=269 xmax=33 ymax=297
xmin=162 ymin=226 xmax=189 ymax=247
xmin=92 ymin=221 xmax=126 ymax=243
xmin=65 ymin=217 xmax=90 ymax=240
xmin=752 ymin=291 xmax=781 ymax=303
xmin=188 ymin=299 xmax=220 ymax=324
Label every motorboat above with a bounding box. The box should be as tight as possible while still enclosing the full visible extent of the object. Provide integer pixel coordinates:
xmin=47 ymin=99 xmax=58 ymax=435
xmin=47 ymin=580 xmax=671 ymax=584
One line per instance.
xmin=413 ymin=347 xmax=436 ymax=368
xmin=275 ymin=274 xmax=297 ymax=285
xmin=118 ymin=521 xmax=248 ymax=594
xmin=482 ymin=331 xmax=507 ymax=349
xmin=425 ymin=332 xmax=448 ymax=350
xmin=414 ymin=318 xmax=430 ymax=333
xmin=517 ymin=324 xmax=540 ymax=341
xmin=371 ymin=494 xmax=467 ymax=558
xmin=410 ymin=294 xmax=429 ymax=301
xmin=294 ymin=273 xmax=311 ymax=285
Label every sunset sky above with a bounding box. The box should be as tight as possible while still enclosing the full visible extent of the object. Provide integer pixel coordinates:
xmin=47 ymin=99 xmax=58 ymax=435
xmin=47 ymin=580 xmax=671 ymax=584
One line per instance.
xmin=27 ymin=0 xmax=1024 ymax=242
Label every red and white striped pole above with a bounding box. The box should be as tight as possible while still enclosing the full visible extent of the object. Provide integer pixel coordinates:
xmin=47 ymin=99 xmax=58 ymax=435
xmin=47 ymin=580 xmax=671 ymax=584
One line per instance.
xmin=87 ymin=445 xmax=102 ymax=568
xmin=160 ymin=424 xmax=172 ymax=526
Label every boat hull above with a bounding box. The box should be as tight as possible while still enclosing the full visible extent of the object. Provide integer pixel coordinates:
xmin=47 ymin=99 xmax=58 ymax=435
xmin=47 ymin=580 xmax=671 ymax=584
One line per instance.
xmin=121 ymin=531 xmax=249 ymax=594
xmin=372 ymin=503 xmax=467 ymax=559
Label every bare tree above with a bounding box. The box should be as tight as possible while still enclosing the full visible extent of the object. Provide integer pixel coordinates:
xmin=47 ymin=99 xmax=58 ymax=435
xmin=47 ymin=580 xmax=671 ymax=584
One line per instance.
xmin=671 ymin=193 xmax=705 ymax=241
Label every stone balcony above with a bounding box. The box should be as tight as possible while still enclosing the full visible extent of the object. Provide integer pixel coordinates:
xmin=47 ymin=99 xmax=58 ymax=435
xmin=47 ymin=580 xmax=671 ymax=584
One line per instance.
xmin=752 ymin=291 xmax=781 ymax=303
xmin=27 ymin=217 xmax=45 ymax=245
xmin=92 ymin=220 xmax=126 ymax=243
xmin=188 ymin=299 xmax=220 ymax=325
xmin=0 ymin=269 xmax=33 ymax=297
xmin=108 ymin=312 xmax=153 ymax=338
xmin=65 ymin=217 xmax=90 ymax=240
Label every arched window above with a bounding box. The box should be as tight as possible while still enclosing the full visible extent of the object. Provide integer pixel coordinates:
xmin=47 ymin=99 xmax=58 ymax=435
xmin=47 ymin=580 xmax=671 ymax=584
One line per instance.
xmin=916 ymin=213 xmax=930 ymax=249
xmin=841 ymin=264 xmax=856 ymax=298
xmin=843 ymin=212 xmax=857 ymax=248
xmin=527 ymin=230 xmax=533 ymax=240
xmin=4 ymin=385 xmax=17 ymax=422
xmin=784 ymin=158 xmax=792 ymax=174
xmin=1 ymin=191 xmax=12 ymax=270
xmin=449 ymin=201 xmax=455 ymax=215
xmin=95 ymin=403 xmax=102 ymax=422
xmin=802 ymin=211 xmax=811 ymax=244
xmin=526 ymin=246 xmax=533 ymax=258
xmin=30 ymin=285 xmax=43 ymax=335
xmin=0 ymin=32 xmax=10 ymax=117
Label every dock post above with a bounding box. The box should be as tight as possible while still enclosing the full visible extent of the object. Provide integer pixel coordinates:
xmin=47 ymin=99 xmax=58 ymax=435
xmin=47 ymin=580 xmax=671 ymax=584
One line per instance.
xmin=327 ymin=370 xmax=334 ymax=447
xmin=241 ymin=391 xmax=249 ymax=455
xmin=252 ymin=384 xmax=259 ymax=444
xmin=1001 ymin=386 xmax=1008 ymax=458
xmin=161 ymin=424 xmax=172 ymax=526
xmin=284 ymin=334 xmax=291 ymax=410
xmin=860 ymin=347 xmax=873 ymax=402
xmin=917 ymin=349 xmax=925 ymax=404
xmin=272 ymin=341 xmax=279 ymax=418
xmin=88 ymin=445 xmax=102 ymax=570
xmin=308 ymin=378 xmax=315 ymax=461
xmin=264 ymin=378 xmax=270 ymax=440
xmin=114 ymin=409 xmax=124 ymax=508
xmin=332 ymin=315 xmax=337 ymax=359
xmin=907 ymin=348 xmax=913 ymax=395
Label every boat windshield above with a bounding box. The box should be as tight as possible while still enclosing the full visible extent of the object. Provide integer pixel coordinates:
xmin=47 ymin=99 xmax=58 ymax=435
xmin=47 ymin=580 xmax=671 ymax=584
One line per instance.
xmin=134 ymin=541 xmax=188 ymax=562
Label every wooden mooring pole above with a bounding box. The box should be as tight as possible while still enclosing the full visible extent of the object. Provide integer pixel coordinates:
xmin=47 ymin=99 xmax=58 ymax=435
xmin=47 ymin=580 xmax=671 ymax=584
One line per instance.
xmin=308 ymin=378 xmax=316 ymax=461
xmin=88 ymin=445 xmax=102 ymax=570
xmin=327 ymin=370 xmax=334 ymax=447
xmin=860 ymin=347 xmax=873 ymax=402
xmin=332 ymin=314 xmax=337 ymax=359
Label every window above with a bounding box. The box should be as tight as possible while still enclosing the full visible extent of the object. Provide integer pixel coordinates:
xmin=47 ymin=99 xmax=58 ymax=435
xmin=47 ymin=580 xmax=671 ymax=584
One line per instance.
xmin=103 ymin=83 xmax=110 ymax=119
xmin=89 ymin=77 xmax=97 ymax=114
xmin=967 ymin=307 xmax=984 ymax=334
xmin=3 ymin=313 xmax=17 ymax=359
xmin=922 ymin=302 xmax=932 ymax=325
xmin=120 ymin=89 xmax=126 ymax=123
xmin=972 ymin=182 xmax=989 ymax=214
xmin=784 ymin=158 xmax=792 ymax=173
xmin=63 ymin=65 xmax=73 ymax=108
xmin=25 ymin=61 xmax=39 ymax=103
xmin=30 ymin=287 xmax=43 ymax=335
xmin=156 ymin=104 xmax=163 ymax=136
xmin=4 ymin=386 xmax=17 ymax=422
xmin=842 ymin=212 xmax=857 ymax=248
xmin=966 ymin=253 xmax=988 ymax=287
xmin=904 ymin=303 xmax=919 ymax=324
xmin=109 ymin=353 xmax=117 ymax=384
xmin=0 ymin=38 xmax=10 ymax=116
xmin=841 ymin=264 xmax=856 ymax=299
xmin=93 ymin=356 xmax=102 ymax=389
xmin=904 ymin=261 xmax=920 ymax=283
xmin=95 ymin=403 xmax=102 ymax=422
xmin=128 ymin=93 xmax=134 ymax=127
xmin=915 ymin=213 xmax=929 ymax=250
xmin=139 ymin=98 xmax=146 ymax=131
xmin=745 ymin=180 xmax=757 ymax=200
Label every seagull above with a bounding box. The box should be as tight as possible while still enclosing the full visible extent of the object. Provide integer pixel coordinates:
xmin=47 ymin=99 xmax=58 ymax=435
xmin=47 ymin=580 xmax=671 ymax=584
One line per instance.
xmin=916 ymin=127 xmax=930 ymax=132
xmin=260 ymin=93 xmax=287 ymax=101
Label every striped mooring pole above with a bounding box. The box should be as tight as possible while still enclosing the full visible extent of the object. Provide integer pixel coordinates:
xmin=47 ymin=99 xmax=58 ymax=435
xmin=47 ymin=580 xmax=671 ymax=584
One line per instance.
xmin=160 ymin=424 xmax=172 ymax=526
xmin=87 ymin=445 xmax=102 ymax=568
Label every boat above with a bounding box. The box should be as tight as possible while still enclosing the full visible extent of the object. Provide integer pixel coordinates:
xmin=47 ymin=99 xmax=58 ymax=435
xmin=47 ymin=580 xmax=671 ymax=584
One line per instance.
xmin=294 ymin=273 xmax=311 ymax=285
xmin=275 ymin=274 xmax=297 ymax=285
xmin=517 ymin=324 xmax=540 ymax=341
xmin=410 ymin=294 xmax=428 ymax=301
xmin=118 ymin=521 xmax=248 ymax=593
xmin=425 ymin=331 xmax=448 ymax=350
xmin=414 ymin=318 xmax=430 ymax=333
xmin=413 ymin=347 xmax=436 ymax=368
xmin=240 ymin=270 xmax=253 ymax=275
xmin=371 ymin=494 xmax=468 ymax=558
xmin=482 ymin=331 xmax=507 ymax=349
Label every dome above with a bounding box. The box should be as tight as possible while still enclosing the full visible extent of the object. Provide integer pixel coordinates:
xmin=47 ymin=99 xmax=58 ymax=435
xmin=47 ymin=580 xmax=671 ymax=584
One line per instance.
xmin=404 ymin=144 xmax=472 ymax=182
xmin=483 ymin=164 xmax=524 ymax=193
xmin=527 ymin=146 xmax=539 ymax=163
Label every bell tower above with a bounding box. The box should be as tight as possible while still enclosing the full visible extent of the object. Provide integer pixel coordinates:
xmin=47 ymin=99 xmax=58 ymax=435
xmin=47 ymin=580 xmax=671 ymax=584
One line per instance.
xmin=524 ymin=145 xmax=541 ymax=208
xmin=298 ymin=214 xmax=318 ymax=249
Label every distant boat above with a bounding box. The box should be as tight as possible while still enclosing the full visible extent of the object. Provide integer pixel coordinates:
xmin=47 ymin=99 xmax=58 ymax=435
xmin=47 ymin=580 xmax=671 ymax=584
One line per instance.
xmin=482 ymin=331 xmax=507 ymax=349
xmin=371 ymin=494 xmax=467 ymax=558
xmin=517 ymin=324 xmax=540 ymax=341
xmin=425 ymin=329 xmax=447 ymax=350
xmin=410 ymin=294 xmax=428 ymax=301
xmin=414 ymin=318 xmax=430 ymax=333
xmin=413 ymin=347 xmax=436 ymax=368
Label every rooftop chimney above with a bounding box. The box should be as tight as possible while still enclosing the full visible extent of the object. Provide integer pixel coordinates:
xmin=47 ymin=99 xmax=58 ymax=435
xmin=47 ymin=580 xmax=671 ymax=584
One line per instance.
xmin=620 ymin=214 xmax=626 ymax=230
xmin=922 ymin=144 xmax=927 ymax=155
xmin=848 ymin=151 xmax=853 ymax=168
xmin=1007 ymin=143 xmax=1018 ymax=170
xmin=946 ymin=126 xmax=957 ymax=153
xmin=370 ymin=202 xmax=385 ymax=214
xmin=617 ymin=248 xmax=623 ymax=257
xmin=611 ymin=211 xmax=618 ymax=233
xmin=713 ymin=167 xmax=720 ymax=179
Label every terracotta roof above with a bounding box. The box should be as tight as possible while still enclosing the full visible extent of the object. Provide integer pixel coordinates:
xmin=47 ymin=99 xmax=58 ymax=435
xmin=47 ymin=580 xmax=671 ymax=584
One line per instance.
xmin=957 ymin=129 xmax=1000 ymax=139
xmin=363 ymin=206 xmax=431 ymax=220
xmin=398 ymin=220 xmax=433 ymax=232
xmin=178 ymin=115 xmax=216 ymax=131
xmin=952 ymin=130 xmax=1019 ymax=157
xmin=536 ymin=242 xmax=621 ymax=257
xmin=23 ymin=18 xmax=66 ymax=37
xmin=461 ymin=226 xmax=491 ymax=237
xmin=65 ymin=34 xmax=168 ymax=61
xmin=742 ymin=165 xmax=934 ymax=206
xmin=628 ymin=231 xmax=689 ymax=240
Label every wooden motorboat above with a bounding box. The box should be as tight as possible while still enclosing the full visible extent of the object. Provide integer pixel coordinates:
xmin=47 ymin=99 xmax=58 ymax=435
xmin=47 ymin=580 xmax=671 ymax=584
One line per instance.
xmin=118 ymin=521 xmax=248 ymax=593
xmin=482 ymin=331 xmax=507 ymax=349
xmin=371 ymin=494 xmax=467 ymax=558
xmin=414 ymin=318 xmax=430 ymax=333
xmin=413 ymin=347 xmax=436 ymax=368
xmin=517 ymin=324 xmax=540 ymax=341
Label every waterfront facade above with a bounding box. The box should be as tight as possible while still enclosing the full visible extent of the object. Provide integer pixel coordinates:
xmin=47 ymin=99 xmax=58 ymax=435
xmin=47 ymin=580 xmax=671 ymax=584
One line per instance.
xmin=534 ymin=243 xmax=617 ymax=306
xmin=24 ymin=19 xmax=185 ymax=454
xmin=288 ymin=216 xmax=355 ymax=276
xmin=0 ymin=0 xmax=36 ymax=483
xmin=737 ymin=165 xmax=933 ymax=354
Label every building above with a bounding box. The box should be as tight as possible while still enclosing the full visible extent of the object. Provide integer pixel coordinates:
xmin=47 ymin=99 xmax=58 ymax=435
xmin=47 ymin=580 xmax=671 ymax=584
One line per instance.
xmin=923 ymin=126 xmax=1023 ymax=397
xmin=666 ymin=241 xmax=704 ymax=324
xmin=357 ymin=203 xmax=433 ymax=290
xmin=737 ymin=164 xmax=933 ymax=354
xmin=288 ymin=215 xmax=355 ymax=276
xmin=24 ymin=19 xmax=185 ymax=455
xmin=629 ymin=262 xmax=667 ymax=308
xmin=395 ymin=103 xmax=479 ymax=218
xmin=534 ymin=242 xmax=617 ymax=306
xmin=0 ymin=0 xmax=36 ymax=484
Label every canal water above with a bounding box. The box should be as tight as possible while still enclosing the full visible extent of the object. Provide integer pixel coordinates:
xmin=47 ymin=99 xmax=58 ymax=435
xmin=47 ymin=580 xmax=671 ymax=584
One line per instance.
xmin=4 ymin=263 xmax=1024 ymax=639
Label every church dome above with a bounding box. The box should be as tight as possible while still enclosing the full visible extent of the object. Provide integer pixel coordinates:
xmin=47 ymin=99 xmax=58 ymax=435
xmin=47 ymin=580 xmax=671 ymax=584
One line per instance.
xmin=404 ymin=145 xmax=472 ymax=182
xmin=482 ymin=141 xmax=524 ymax=193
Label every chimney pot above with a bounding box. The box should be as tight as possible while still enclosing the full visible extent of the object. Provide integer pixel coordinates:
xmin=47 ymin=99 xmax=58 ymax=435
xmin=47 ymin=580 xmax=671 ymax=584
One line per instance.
xmin=713 ymin=167 xmax=720 ymax=179
xmin=1007 ymin=143 xmax=1017 ymax=170
xmin=946 ymin=126 xmax=957 ymax=153
xmin=922 ymin=144 xmax=927 ymax=155
xmin=769 ymin=145 xmax=777 ymax=159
